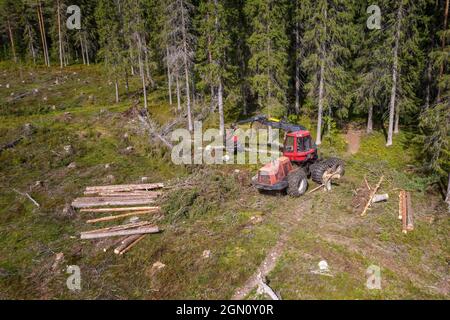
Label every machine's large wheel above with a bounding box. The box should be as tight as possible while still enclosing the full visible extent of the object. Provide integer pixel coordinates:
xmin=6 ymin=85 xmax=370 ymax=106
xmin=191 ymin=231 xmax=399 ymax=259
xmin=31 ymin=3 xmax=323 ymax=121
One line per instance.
xmin=325 ymin=157 xmax=345 ymax=177
xmin=287 ymin=168 xmax=308 ymax=197
xmin=311 ymin=157 xmax=345 ymax=185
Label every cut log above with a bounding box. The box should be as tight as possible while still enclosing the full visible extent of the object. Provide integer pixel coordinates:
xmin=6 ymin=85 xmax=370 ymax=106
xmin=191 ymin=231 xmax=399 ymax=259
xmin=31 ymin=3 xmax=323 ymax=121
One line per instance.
xmin=372 ymin=194 xmax=389 ymax=203
xmin=72 ymin=197 xmax=156 ymax=208
xmin=86 ymin=209 xmax=158 ymax=224
xmin=84 ymin=183 xmax=164 ymax=193
xmin=361 ymin=176 xmax=384 ymax=217
xmin=80 ymin=206 xmax=159 ymax=213
xmin=102 ymin=237 xmax=127 ymax=253
xmin=80 ymin=226 xmax=159 ymax=239
xmin=91 ymin=191 xmax=162 ymax=197
xmin=119 ymin=235 xmax=146 ymax=255
xmin=405 ymin=191 xmax=414 ymax=232
xmin=82 ymin=221 xmax=152 ymax=235
xmin=114 ymin=235 xmax=142 ymax=254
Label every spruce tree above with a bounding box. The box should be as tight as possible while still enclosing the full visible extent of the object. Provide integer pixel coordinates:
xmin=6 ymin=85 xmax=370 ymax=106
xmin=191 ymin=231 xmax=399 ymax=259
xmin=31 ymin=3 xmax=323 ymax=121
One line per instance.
xmin=244 ymin=0 xmax=289 ymax=117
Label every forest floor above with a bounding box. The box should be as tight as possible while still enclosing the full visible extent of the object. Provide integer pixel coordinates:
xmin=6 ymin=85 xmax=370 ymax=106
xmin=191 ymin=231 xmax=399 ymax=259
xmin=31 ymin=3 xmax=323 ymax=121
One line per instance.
xmin=0 ymin=64 xmax=448 ymax=299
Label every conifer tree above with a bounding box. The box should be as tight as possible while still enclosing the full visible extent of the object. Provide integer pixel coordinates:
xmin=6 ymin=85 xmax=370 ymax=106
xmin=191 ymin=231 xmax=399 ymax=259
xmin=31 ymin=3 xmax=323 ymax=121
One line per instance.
xmin=244 ymin=0 xmax=289 ymax=117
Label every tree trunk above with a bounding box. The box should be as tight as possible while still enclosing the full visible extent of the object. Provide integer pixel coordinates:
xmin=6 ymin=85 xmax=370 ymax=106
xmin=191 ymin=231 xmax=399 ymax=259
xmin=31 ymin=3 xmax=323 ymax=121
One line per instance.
xmin=437 ymin=0 xmax=449 ymax=102
xmin=180 ymin=0 xmax=193 ymax=131
xmin=446 ymin=173 xmax=450 ymax=211
xmin=294 ymin=21 xmax=300 ymax=114
xmin=394 ymin=103 xmax=400 ymax=134
xmin=84 ymin=34 xmax=90 ymax=65
xmin=57 ymin=0 xmax=64 ymax=68
xmin=38 ymin=2 xmax=50 ymax=67
xmin=176 ymin=75 xmax=181 ymax=112
xmin=207 ymin=28 xmax=215 ymax=112
xmin=218 ymin=79 xmax=224 ymax=137
xmin=424 ymin=61 xmax=431 ymax=109
xmin=124 ymin=68 xmax=129 ymax=94
xmin=166 ymin=46 xmax=173 ymax=105
xmin=115 ymin=79 xmax=119 ymax=103
xmin=386 ymin=3 xmax=402 ymax=147
xmin=6 ymin=19 xmax=17 ymax=63
xmin=367 ymin=105 xmax=373 ymax=133
xmin=316 ymin=59 xmax=325 ymax=145
xmin=36 ymin=5 xmax=46 ymax=66
xmin=80 ymin=33 xmax=86 ymax=65
xmin=143 ymin=38 xmax=154 ymax=87
xmin=316 ymin=7 xmax=327 ymax=146
xmin=137 ymin=34 xmax=148 ymax=110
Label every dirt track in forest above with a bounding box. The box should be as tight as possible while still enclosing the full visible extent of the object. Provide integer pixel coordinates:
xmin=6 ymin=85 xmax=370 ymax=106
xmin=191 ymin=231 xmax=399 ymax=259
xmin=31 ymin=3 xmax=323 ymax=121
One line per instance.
xmin=231 ymin=199 xmax=312 ymax=300
xmin=345 ymin=127 xmax=363 ymax=154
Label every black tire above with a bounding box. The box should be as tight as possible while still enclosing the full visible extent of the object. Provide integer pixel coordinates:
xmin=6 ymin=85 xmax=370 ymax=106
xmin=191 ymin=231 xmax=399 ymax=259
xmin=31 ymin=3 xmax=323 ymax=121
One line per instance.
xmin=325 ymin=157 xmax=345 ymax=177
xmin=287 ymin=168 xmax=308 ymax=197
xmin=310 ymin=157 xmax=345 ymax=185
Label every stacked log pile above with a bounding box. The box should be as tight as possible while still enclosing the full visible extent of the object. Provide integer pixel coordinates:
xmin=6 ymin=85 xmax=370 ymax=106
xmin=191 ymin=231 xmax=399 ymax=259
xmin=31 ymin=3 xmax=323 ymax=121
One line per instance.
xmin=72 ymin=183 xmax=164 ymax=255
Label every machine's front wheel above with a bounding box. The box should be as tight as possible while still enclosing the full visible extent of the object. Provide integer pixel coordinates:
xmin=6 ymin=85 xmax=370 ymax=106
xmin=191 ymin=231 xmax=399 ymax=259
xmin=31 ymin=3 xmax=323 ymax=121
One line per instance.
xmin=287 ymin=168 xmax=308 ymax=197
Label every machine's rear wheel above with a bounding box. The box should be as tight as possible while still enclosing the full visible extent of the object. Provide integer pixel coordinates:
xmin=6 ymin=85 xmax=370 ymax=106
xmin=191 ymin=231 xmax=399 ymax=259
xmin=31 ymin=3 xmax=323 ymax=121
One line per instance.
xmin=287 ymin=168 xmax=308 ymax=197
xmin=310 ymin=158 xmax=345 ymax=185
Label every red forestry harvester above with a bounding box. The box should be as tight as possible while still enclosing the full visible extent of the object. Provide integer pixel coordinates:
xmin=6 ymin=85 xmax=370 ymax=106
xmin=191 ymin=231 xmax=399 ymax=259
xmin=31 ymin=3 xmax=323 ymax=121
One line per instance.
xmin=234 ymin=115 xmax=345 ymax=197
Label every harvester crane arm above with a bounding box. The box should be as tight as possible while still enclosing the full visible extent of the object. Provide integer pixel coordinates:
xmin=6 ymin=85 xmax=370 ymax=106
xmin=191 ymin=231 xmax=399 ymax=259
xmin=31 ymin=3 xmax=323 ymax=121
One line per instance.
xmin=235 ymin=115 xmax=307 ymax=133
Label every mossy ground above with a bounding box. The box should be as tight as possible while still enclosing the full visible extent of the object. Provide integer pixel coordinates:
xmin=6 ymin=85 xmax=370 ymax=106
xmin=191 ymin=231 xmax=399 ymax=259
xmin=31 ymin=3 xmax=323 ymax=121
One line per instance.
xmin=0 ymin=63 xmax=448 ymax=299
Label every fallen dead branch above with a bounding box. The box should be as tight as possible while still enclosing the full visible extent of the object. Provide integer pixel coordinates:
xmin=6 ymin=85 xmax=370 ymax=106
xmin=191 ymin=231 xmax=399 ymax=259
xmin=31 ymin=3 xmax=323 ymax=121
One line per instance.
xmin=307 ymin=172 xmax=341 ymax=194
xmin=361 ymin=175 xmax=384 ymax=217
xmin=80 ymin=225 xmax=159 ymax=240
xmin=256 ymin=273 xmax=281 ymax=300
xmin=364 ymin=176 xmax=371 ymax=190
xmin=13 ymin=188 xmax=40 ymax=208
xmin=86 ymin=209 xmax=159 ymax=224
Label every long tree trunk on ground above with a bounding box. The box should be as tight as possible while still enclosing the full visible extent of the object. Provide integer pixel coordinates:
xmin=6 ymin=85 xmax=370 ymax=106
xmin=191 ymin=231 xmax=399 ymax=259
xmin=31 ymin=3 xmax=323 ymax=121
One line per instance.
xmin=437 ymin=0 xmax=449 ymax=102
xmin=57 ymin=0 xmax=64 ymax=68
xmin=136 ymin=33 xmax=148 ymax=110
xmin=6 ymin=19 xmax=17 ymax=63
xmin=180 ymin=0 xmax=193 ymax=131
xmin=294 ymin=21 xmax=300 ymax=114
xmin=166 ymin=46 xmax=173 ymax=105
xmin=386 ymin=3 xmax=402 ymax=147
xmin=367 ymin=105 xmax=373 ymax=133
